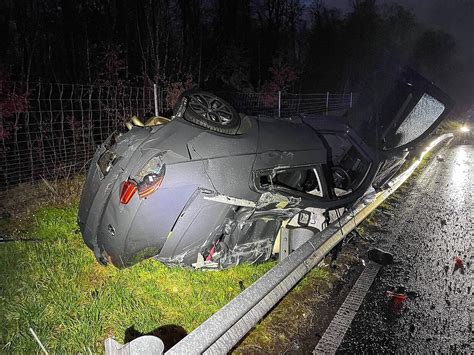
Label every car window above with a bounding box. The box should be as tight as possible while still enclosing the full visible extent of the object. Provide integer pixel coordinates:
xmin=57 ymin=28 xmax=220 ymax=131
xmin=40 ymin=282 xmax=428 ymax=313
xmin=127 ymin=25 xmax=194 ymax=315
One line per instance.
xmin=388 ymin=93 xmax=445 ymax=149
xmin=258 ymin=167 xmax=323 ymax=197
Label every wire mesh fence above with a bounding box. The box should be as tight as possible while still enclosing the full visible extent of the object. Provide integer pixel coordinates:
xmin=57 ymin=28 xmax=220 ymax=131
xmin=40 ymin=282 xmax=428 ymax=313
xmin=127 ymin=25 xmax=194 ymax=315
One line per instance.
xmin=0 ymin=81 xmax=155 ymax=191
xmin=219 ymin=91 xmax=353 ymax=117
xmin=0 ymin=81 xmax=353 ymax=190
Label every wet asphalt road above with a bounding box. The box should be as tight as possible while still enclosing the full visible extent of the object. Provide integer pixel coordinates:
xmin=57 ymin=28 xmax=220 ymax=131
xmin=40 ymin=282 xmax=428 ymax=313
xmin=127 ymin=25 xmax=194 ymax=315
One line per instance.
xmin=337 ymin=142 xmax=473 ymax=353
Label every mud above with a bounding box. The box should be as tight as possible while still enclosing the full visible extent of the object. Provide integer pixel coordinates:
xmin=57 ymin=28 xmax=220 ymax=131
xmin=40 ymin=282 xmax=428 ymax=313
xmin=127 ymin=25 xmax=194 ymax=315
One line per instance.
xmin=337 ymin=142 xmax=473 ymax=353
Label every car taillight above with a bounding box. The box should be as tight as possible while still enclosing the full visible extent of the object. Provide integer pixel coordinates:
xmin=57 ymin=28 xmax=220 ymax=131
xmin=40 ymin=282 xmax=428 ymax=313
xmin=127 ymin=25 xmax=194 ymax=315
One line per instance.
xmin=120 ymin=180 xmax=137 ymax=204
xmin=134 ymin=156 xmax=166 ymax=199
xmin=137 ymin=173 xmax=164 ymax=198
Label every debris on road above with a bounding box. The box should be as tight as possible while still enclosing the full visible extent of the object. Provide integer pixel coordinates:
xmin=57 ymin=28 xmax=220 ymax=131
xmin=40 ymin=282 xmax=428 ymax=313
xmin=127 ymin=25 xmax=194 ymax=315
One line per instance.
xmin=385 ymin=286 xmax=408 ymax=314
xmin=379 ymin=209 xmax=394 ymax=218
xmin=453 ymin=256 xmax=465 ymax=274
xmin=339 ymin=144 xmax=473 ymax=353
xmin=386 ymin=290 xmax=407 ymax=303
xmin=367 ymin=248 xmax=394 ymax=266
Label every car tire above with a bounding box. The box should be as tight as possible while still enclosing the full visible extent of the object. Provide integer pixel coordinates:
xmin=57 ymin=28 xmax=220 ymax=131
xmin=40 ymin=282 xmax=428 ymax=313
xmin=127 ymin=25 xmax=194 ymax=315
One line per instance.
xmin=174 ymin=89 xmax=241 ymax=134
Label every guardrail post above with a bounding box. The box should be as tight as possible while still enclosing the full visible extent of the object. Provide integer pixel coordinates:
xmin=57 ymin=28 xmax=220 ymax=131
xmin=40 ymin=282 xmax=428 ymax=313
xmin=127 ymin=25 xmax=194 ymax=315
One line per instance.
xmin=153 ymin=83 xmax=158 ymax=116
xmin=279 ymin=228 xmax=290 ymax=261
xmin=278 ymin=91 xmax=281 ymax=118
xmin=326 ymin=91 xmax=329 ymax=115
xmin=350 ymin=92 xmax=353 ymax=108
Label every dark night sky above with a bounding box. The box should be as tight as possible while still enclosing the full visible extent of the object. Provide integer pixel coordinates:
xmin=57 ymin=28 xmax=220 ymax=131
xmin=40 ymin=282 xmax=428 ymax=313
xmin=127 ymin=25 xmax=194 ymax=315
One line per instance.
xmin=322 ymin=0 xmax=473 ymax=57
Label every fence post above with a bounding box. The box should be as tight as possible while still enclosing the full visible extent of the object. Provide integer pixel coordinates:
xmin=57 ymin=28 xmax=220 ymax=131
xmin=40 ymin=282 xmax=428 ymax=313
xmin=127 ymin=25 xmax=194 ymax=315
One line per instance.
xmin=278 ymin=91 xmax=281 ymax=118
xmin=153 ymin=83 xmax=158 ymax=116
xmin=326 ymin=91 xmax=329 ymax=115
xmin=350 ymin=92 xmax=353 ymax=108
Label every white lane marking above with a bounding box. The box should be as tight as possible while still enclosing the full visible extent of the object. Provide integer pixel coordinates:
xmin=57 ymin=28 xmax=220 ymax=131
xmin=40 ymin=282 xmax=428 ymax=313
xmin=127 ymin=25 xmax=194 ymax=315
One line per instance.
xmin=313 ymin=261 xmax=382 ymax=355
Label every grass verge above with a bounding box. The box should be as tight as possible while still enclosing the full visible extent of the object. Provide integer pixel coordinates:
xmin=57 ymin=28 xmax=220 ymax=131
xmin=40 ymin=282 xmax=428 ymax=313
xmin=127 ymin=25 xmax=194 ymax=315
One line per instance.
xmin=0 ymin=182 xmax=274 ymax=353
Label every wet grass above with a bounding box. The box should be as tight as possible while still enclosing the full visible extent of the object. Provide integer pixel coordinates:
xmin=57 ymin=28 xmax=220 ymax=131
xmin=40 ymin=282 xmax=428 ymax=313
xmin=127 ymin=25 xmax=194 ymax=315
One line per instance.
xmin=0 ymin=182 xmax=275 ymax=353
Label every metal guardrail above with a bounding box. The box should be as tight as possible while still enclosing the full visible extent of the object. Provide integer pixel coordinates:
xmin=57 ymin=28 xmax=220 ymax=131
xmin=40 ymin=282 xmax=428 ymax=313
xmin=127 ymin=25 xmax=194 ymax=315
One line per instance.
xmin=106 ymin=133 xmax=453 ymax=355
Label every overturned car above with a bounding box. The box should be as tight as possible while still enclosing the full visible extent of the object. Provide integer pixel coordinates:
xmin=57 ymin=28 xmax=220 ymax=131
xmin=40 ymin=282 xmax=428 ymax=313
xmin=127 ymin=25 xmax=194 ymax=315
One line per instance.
xmin=78 ymin=63 xmax=453 ymax=269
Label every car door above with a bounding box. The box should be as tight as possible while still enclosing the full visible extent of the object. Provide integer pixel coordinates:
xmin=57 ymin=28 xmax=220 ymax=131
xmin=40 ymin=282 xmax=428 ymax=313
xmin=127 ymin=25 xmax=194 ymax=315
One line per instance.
xmin=251 ymin=63 xmax=453 ymax=211
xmin=346 ymin=62 xmax=454 ymax=153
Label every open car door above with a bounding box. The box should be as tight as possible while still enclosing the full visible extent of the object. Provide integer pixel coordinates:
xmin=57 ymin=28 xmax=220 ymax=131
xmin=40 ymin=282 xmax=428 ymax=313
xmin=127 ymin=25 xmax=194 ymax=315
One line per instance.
xmin=346 ymin=62 xmax=454 ymax=153
xmin=294 ymin=63 xmax=454 ymax=210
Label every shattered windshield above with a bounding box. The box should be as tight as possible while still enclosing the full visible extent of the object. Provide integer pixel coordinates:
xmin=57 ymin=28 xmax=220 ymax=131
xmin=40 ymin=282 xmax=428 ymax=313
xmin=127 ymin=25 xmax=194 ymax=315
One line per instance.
xmin=389 ymin=93 xmax=445 ymax=149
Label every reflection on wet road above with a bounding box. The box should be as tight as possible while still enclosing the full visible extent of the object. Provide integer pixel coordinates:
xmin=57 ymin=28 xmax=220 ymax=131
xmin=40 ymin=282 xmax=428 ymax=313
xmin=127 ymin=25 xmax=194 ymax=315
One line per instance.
xmin=337 ymin=143 xmax=473 ymax=353
xmin=451 ymin=145 xmax=470 ymax=191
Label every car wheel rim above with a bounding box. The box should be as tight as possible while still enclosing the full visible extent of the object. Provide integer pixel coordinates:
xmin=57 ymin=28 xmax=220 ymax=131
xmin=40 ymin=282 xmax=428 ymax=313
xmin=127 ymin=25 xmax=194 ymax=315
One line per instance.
xmin=188 ymin=93 xmax=234 ymax=125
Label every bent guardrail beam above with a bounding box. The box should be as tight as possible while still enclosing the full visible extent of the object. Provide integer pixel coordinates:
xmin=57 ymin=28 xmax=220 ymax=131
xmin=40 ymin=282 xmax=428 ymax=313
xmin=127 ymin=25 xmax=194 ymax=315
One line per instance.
xmin=105 ymin=133 xmax=452 ymax=355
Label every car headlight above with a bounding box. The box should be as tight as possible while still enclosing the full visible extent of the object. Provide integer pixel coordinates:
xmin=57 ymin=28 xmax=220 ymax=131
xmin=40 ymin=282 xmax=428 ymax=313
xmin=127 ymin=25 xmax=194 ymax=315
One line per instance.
xmin=97 ymin=150 xmax=117 ymax=178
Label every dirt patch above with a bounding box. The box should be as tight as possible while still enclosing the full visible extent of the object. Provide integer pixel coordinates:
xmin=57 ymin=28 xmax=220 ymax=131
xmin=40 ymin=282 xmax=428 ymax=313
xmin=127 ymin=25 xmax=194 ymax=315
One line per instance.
xmin=0 ymin=175 xmax=84 ymax=235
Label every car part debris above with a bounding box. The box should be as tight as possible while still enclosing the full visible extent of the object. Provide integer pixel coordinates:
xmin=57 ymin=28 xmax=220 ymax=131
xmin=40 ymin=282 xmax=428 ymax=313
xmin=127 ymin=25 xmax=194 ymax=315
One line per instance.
xmin=367 ymin=248 xmax=394 ymax=266
xmin=453 ymin=256 xmax=465 ymax=274
xmin=386 ymin=286 xmax=408 ymax=314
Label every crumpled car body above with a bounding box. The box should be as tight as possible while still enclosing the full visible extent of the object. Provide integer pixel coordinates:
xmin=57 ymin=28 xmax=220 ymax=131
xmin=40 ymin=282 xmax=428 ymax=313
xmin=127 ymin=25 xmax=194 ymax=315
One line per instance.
xmin=78 ymin=64 xmax=453 ymax=269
